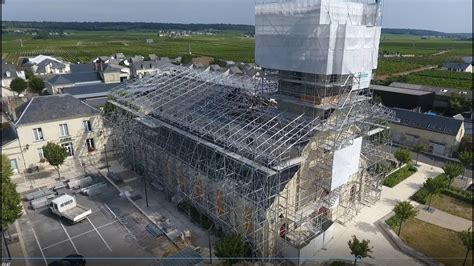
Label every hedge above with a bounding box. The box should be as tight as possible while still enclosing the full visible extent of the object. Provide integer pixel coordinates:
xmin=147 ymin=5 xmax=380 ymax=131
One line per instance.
xmin=410 ymin=174 xmax=473 ymax=204
xmin=383 ymin=164 xmax=417 ymax=188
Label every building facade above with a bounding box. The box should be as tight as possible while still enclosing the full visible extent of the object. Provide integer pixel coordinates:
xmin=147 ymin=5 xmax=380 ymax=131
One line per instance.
xmin=2 ymin=95 xmax=108 ymax=174
xmin=390 ymin=108 xmax=464 ymax=157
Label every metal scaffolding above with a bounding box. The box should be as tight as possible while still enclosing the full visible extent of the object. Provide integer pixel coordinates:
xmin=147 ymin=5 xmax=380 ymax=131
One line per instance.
xmin=105 ymin=64 xmax=397 ymax=259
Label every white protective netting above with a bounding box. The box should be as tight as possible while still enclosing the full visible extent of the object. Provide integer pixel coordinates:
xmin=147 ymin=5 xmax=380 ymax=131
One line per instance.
xmin=256 ymin=0 xmax=383 ymax=76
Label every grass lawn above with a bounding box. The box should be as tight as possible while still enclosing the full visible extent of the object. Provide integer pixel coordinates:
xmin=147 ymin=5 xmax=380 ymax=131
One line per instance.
xmin=430 ymin=194 xmax=473 ymax=220
xmin=388 ymin=218 xmax=472 ymax=266
xmin=383 ymin=164 xmax=417 ymax=187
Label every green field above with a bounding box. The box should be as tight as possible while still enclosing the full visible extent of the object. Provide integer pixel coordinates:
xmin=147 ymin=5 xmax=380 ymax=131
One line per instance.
xmin=2 ymin=31 xmax=255 ymax=64
xmin=404 ymin=69 xmax=473 ymax=90
xmin=2 ymin=31 xmax=472 ymax=90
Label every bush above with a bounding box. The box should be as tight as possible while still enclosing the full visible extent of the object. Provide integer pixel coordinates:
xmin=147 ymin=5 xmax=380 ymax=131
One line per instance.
xmin=442 ymin=188 xmax=473 ymax=204
xmin=383 ymin=164 xmax=417 ymax=187
xmin=385 ymin=215 xmax=401 ymax=231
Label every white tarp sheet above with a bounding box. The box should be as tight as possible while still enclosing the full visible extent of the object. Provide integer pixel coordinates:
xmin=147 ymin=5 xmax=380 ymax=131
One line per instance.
xmin=256 ymin=0 xmax=383 ymax=77
xmin=331 ymin=137 xmax=362 ymax=191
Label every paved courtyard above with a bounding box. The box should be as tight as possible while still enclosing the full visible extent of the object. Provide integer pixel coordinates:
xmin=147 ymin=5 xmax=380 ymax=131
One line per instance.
xmin=316 ymin=162 xmax=443 ymax=266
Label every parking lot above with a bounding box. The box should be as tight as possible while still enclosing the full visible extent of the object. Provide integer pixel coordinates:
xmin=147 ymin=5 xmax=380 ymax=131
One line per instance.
xmin=17 ymin=175 xmax=179 ymax=266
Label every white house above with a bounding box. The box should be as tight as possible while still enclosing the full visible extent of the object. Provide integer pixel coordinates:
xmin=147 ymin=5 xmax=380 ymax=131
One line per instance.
xmin=442 ymin=62 xmax=473 ymax=73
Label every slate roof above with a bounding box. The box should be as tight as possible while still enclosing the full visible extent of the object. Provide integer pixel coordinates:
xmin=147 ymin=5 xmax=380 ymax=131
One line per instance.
xmin=1 ymin=120 xmax=17 ymax=145
xmin=103 ymin=64 xmax=122 ymax=73
xmin=15 ymin=94 xmax=100 ymax=126
xmin=62 ymin=83 xmax=120 ymax=98
xmin=392 ymin=108 xmax=463 ymax=136
xmin=389 ymin=82 xmax=472 ymax=98
xmin=442 ymin=62 xmax=472 ymax=70
xmin=70 ymin=63 xmax=96 ymax=73
xmin=371 ymin=85 xmax=434 ymax=96
xmin=46 ymin=75 xmax=73 ymax=85
xmin=47 ymin=72 xmax=101 ymax=85
xmin=36 ymin=59 xmax=67 ymax=72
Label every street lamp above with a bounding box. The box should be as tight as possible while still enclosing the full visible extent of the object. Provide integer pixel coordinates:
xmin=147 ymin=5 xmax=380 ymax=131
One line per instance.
xmin=208 ymin=223 xmax=215 ymax=264
xmin=103 ymin=144 xmax=110 ymax=175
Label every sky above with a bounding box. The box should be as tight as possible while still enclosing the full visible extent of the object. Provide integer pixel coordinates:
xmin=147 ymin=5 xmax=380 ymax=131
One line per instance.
xmin=2 ymin=0 xmax=472 ymax=33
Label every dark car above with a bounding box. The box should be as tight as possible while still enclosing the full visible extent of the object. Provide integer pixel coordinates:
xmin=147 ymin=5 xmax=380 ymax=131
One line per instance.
xmin=49 ymin=254 xmax=86 ymax=266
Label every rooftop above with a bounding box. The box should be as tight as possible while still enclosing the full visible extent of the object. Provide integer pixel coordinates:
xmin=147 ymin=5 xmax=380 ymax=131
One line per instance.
xmin=442 ymin=62 xmax=472 ymax=69
xmin=392 ymin=107 xmax=463 ymax=136
xmin=389 ymin=82 xmax=472 ymax=98
xmin=47 ymin=72 xmax=102 ymax=85
xmin=371 ymin=84 xmax=434 ymax=96
xmin=15 ymin=94 xmax=100 ymax=126
xmin=63 ymin=83 xmax=120 ymax=99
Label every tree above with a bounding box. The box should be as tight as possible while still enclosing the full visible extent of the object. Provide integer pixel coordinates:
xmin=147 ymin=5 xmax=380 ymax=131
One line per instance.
xmin=393 ymin=201 xmax=418 ymax=236
xmin=214 ymin=233 xmax=251 ymax=265
xmin=1 ymin=155 xmax=23 ymax=230
xmin=442 ymin=163 xmax=464 ymax=189
xmin=413 ymin=144 xmax=425 ymax=166
xmin=347 ymin=235 xmax=373 ymax=266
xmin=25 ymin=68 xmax=35 ymax=80
xmin=42 ymin=142 xmax=69 ymax=179
xmin=458 ymin=151 xmax=472 ymax=179
xmin=373 ymin=95 xmax=382 ymax=105
xmin=423 ymin=177 xmax=448 ymax=210
xmin=458 ymin=229 xmax=473 ymax=266
xmin=10 ymin=77 xmax=27 ymax=94
xmin=394 ymin=148 xmax=411 ymax=166
xmin=28 ymin=77 xmax=45 ymax=93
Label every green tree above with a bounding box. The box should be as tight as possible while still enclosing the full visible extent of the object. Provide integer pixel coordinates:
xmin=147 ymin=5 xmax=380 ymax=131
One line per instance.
xmin=10 ymin=77 xmax=27 ymax=95
xmin=42 ymin=142 xmax=69 ymax=179
xmin=394 ymin=148 xmax=411 ymax=166
xmin=25 ymin=68 xmax=35 ymax=80
xmin=459 ymin=135 xmax=472 ymax=152
xmin=393 ymin=201 xmax=418 ymax=236
xmin=423 ymin=177 xmax=448 ymax=210
xmin=214 ymin=233 xmax=251 ymax=265
xmin=442 ymin=163 xmax=464 ymax=189
xmin=449 ymin=94 xmax=472 ymax=115
xmin=458 ymin=229 xmax=473 ymax=266
xmin=347 ymin=235 xmax=373 ymax=266
xmin=1 ymin=155 xmax=23 ymax=230
xmin=458 ymin=151 xmax=472 ymax=179
xmin=413 ymin=144 xmax=425 ymax=166
xmin=28 ymin=77 xmax=45 ymax=93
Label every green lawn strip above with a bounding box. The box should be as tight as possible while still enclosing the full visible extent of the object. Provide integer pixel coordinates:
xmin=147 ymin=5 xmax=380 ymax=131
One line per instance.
xmin=386 ymin=218 xmax=471 ymax=266
xmin=383 ymin=164 xmax=417 ymax=187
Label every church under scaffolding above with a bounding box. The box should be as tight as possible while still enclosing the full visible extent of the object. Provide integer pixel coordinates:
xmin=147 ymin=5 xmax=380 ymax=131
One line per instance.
xmin=105 ymin=0 xmax=397 ymax=263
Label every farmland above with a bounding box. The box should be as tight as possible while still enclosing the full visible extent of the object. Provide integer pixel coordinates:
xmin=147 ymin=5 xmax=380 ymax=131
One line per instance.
xmin=404 ymin=69 xmax=473 ymax=90
xmin=1 ymin=31 xmax=255 ymax=64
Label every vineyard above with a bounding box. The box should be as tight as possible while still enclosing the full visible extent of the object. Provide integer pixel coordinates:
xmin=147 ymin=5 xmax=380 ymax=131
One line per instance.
xmin=1 ymin=31 xmax=255 ymax=64
xmin=404 ymin=69 xmax=473 ymax=90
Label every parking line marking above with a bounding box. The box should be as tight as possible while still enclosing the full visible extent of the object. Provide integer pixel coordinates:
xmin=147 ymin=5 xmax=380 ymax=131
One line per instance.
xmin=42 ymin=220 xmax=118 ymax=251
xmin=87 ymin=217 xmax=112 ymax=252
xmin=31 ymin=227 xmax=48 ymax=266
xmin=58 ymin=219 xmax=79 ymax=254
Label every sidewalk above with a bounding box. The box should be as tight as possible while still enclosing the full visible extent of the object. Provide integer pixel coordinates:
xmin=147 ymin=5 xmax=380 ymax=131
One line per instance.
xmin=416 ymin=207 xmax=472 ymax=232
xmin=317 ymin=162 xmax=443 ymax=266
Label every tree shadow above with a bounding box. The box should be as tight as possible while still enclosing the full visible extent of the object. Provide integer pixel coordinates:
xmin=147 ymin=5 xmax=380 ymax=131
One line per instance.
xmin=354 ymin=221 xmax=379 ymax=234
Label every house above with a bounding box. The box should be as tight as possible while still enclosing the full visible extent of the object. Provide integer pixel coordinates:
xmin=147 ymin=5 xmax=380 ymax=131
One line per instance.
xmin=2 ymin=95 xmax=108 ymax=174
xmin=62 ymin=83 xmax=121 ymax=108
xmin=131 ymin=59 xmax=170 ymax=78
xmin=372 ymin=84 xmax=435 ymax=112
xmin=389 ymin=82 xmax=472 ymax=111
xmin=2 ymin=60 xmax=26 ymax=89
xmin=113 ymin=53 xmax=126 ymax=60
xmin=23 ymin=55 xmax=70 ymax=75
xmin=390 ymin=108 xmax=464 ymax=157
xmin=463 ymin=56 xmax=473 ymax=64
xmin=45 ymin=61 xmax=128 ymax=94
xmin=442 ymin=62 xmax=473 ymax=73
